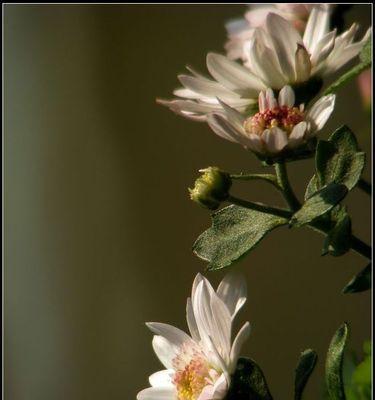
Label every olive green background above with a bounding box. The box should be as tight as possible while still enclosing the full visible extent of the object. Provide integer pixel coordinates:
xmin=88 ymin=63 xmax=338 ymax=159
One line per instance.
xmin=4 ymin=4 xmax=371 ymax=400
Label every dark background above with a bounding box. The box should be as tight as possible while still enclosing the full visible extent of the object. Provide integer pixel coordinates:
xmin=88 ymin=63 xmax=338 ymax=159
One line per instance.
xmin=4 ymin=4 xmax=371 ymax=400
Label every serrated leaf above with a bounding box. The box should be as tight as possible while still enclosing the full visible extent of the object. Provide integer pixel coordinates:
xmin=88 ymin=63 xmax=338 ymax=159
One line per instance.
xmin=290 ymin=184 xmax=348 ymax=228
xmin=316 ymin=126 xmax=365 ymax=191
xmin=322 ymin=207 xmax=352 ymax=257
xmin=193 ymin=205 xmax=288 ymax=270
xmin=295 ymin=349 xmax=318 ymax=400
xmin=226 ymin=357 xmax=273 ymax=400
xmin=325 ymin=323 xmax=349 ymax=400
xmin=342 ymin=263 xmax=371 ymax=294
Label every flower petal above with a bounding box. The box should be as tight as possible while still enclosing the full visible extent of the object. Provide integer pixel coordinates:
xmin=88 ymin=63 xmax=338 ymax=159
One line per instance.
xmin=303 ymin=5 xmax=330 ymax=54
xmin=146 ymin=322 xmax=193 ymax=348
xmin=137 ymin=387 xmax=176 ymax=400
xmin=278 ymin=85 xmax=295 ymax=107
xmin=216 ymin=272 xmax=247 ymax=319
xmin=288 ymin=121 xmax=307 ymax=148
xmin=306 ymin=94 xmax=335 ymax=132
xmin=152 ymin=335 xmax=178 ymax=369
xmin=149 ymin=370 xmax=175 ymax=388
xmin=262 ymin=127 xmax=288 ymax=153
xmin=229 ymin=322 xmax=251 ymax=372
xmin=186 ymin=297 xmax=200 ymax=342
xmin=206 ymin=53 xmax=266 ymax=94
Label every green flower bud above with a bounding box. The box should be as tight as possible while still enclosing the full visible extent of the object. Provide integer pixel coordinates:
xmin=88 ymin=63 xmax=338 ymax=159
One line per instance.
xmin=189 ymin=167 xmax=232 ymax=210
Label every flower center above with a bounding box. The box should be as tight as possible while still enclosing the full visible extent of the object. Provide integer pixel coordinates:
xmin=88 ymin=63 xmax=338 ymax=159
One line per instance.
xmin=172 ymin=345 xmax=219 ymax=400
xmin=244 ymin=106 xmax=304 ymax=136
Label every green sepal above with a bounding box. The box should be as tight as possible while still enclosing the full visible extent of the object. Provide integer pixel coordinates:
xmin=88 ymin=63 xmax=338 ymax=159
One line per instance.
xmin=294 ymin=349 xmax=318 ymax=400
xmin=226 ymin=357 xmax=273 ymax=400
xmin=325 ymin=323 xmax=349 ymax=400
xmin=342 ymin=263 xmax=371 ymax=294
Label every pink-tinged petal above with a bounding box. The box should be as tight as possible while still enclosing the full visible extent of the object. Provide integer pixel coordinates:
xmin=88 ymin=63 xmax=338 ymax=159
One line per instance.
xmin=216 ymin=271 xmax=247 ymax=319
xmin=265 ymin=88 xmax=277 ymax=109
xmin=248 ymin=134 xmax=264 ymax=153
xmin=288 ymin=121 xmax=307 ymax=148
xmin=137 ymin=387 xmax=176 ymax=400
xmin=229 ymin=322 xmax=251 ymax=373
xmin=262 ymin=127 xmax=288 ymax=153
xmin=149 ymin=370 xmax=175 ymax=388
xmin=278 ymin=85 xmax=295 ymax=107
xmin=306 ymin=95 xmax=335 ymax=132
xmin=258 ymin=91 xmax=266 ymax=112
xmin=197 ymin=374 xmax=228 ymax=400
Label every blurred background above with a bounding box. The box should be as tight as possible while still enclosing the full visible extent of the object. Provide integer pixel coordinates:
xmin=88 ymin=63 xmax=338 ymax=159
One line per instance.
xmin=4 ymin=4 xmax=371 ymax=400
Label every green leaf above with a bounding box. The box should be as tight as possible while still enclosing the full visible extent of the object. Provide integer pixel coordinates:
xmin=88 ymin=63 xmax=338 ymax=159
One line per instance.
xmin=295 ymin=349 xmax=318 ymax=400
xmin=324 ymin=37 xmax=371 ymax=95
xmin=342 ymin=263 xmax=371 ymax=294
xmin=322 ymin=207 xmax=352 ymax=257
xmin=193 ymin=205 xmax=288 ymax=270
xmin=290 ymin=184 xmax=348 ymax=228
xmin=325 ymin=323 xmax=349 ymax=400
xmin=304 ymin=175 xmax=319 ymax=201
xmin=226 ymin=357 xmax=273 ymax=400
xmin=316 ymin=126 xmax=365 ymax=191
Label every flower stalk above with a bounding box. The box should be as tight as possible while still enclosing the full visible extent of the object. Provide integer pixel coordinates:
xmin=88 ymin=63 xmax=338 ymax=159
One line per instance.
xmin=274 ymin=162 xmax=301 ymax=211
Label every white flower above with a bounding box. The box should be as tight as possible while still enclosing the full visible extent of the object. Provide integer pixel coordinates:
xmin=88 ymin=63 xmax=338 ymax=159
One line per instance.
xmin=137 ymin=273 xmax=250 ymax=400
xmin=158 ymin=7 xmax=369 ymax=122
xmin=225 ymin=4 xmax=316 ymax=60
xmin=207 ymin=85 xmax=335 ymax=157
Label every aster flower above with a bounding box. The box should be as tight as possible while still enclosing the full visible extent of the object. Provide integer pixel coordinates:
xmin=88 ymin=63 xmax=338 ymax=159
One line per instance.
xmin=158 ymin=7 xmax=370 ymax=121
xmin=137 ymin=273 xmax=250 ymax=400
xmin=225 ymin=4 xmax=316 ymax=60
xmin=207 ymin=85 xmax=335 ymax=159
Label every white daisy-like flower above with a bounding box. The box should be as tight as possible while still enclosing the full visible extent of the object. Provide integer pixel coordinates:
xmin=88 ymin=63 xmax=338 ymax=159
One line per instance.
xmin=137 ymin=273 xmax=250 ymax=400
xmin=158 ymin=7 xmax=370 ymax=121
xmin=225 ymin=4 xmax=316 ymax=60
xmin=207 ymin=85 xmax=335 ymax=157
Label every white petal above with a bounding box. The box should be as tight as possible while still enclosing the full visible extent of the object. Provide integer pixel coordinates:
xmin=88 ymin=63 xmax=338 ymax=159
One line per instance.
xmin=310 ymin=29 xmax=336 ymax=66
xmin=178 ymin=75 xmax=240 ymax=100
xmin=248 ymin=134 xmax=264 ymax=153
xmin=262 ymin=127 xmax=288 ymax=153
xmin=186 ymin=298 xmax=200 ymax=342
xmin=210 ymin=294 xmax=232 ymax=362
xmin=197 ymin=374 xmax=229 ymax=400
xmin=265 ymin=88 xmax=277 ymax=109
xmin=265 ymin=13 xmax=302 ymax=81
xmin=217 ymin=98 xmax=246 ymax=130
xmin=303 ymin=6 xmax=330 ymax=54
xmin=152 ymin=335 xmax=178 ymax=369
xmin=245 ymin=37 xmax=286 ymax=89
xmin=216 ymin=272 xmax=247 ymax=319
xmin=306 ymin=95 xmax=335 ymax=132
xmin=137 ymin=387 xmax=176 ymax=400
xmin=278 ymin=85 xmax=295 ymax=107
xmin=146 ymin=322 xmax=193 ymax=348
xmin=229 ymin=322 xmax=251 ymax=372
xmin=206 ymin=53 xmax=266 ymax=94
xmin=149 ymin=370 xmax=175 ymax=388
xmin=288 ymin=121 xmax=307 ymax=148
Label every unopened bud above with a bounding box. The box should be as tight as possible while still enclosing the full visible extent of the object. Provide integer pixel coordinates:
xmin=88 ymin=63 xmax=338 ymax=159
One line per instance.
xmin=189 ymin=167 xmax=232 ymax=210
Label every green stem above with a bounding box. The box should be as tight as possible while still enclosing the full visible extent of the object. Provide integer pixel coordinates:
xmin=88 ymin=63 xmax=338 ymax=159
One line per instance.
xmin=357 ymin=178 xmax=371 ymax=195
xmin=230 ymin=173 xmax=281 ymax=190
xmin=227 ymin=195 xmax=371 ymax=260
xmin=274 ymin=162 xmax=301 ymax=211
xmin=227 ymin=195 xmax=292 ymax=219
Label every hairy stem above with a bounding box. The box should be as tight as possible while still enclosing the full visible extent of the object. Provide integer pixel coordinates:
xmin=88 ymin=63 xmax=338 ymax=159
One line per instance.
xmin=274 ymin=162 xmax=301 ymax=211
xmin=227 ymin=195 xmax=292 ymax=219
